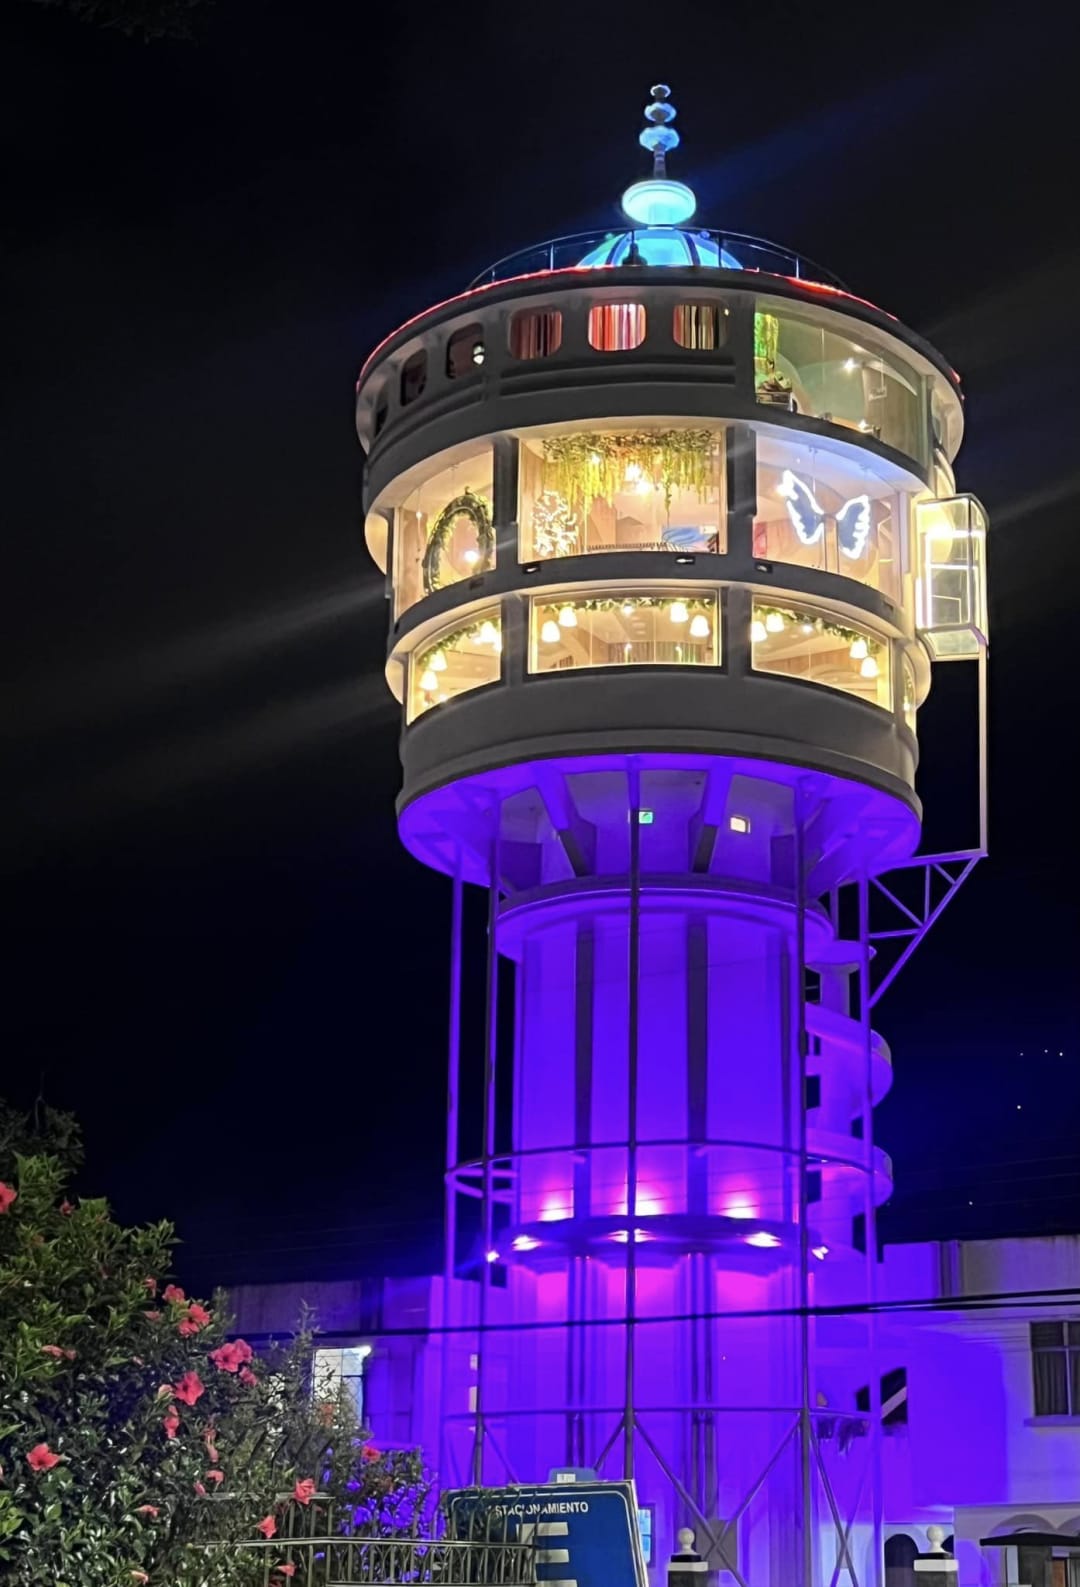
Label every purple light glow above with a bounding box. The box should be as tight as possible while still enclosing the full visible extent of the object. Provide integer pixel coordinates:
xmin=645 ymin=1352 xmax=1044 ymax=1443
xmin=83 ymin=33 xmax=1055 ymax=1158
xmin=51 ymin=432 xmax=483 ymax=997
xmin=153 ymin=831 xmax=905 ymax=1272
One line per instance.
xmin=428 ymin=751 xmax=916 ymax=1570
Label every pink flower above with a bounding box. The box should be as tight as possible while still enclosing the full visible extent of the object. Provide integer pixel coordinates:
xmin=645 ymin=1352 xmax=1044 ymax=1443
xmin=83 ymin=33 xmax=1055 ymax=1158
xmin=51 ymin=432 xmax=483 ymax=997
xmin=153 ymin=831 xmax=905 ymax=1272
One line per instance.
xmin=208 ymin=1339 xmax=253 ymax=1373
xmin=144 ymin=1311 xmax=162 ymax=1322
xmin=162 ymin=1284 xmax=185 ymax=1304
xmin=26 ymin=1443 xmax=61 ymax=1472
xmin=205 ymin=1468 xmax=224 ymax=1485
xmin=256 ymin=1515 xmax=277 ymax=1540
xmin=59 ymin=1200 xmax=74 ymax=1215
xmin=0 ymin=1183 xmax=16 ymax=1215
xmin=142 ymin=1277 xmax=157 ymax=1294
xmin=239 ymin=1366 xmax=258 ymax=1388
xmin=361 ymin=1443 xmax=379 ymax=1463
xmin=292 ymin=1477 xmax=316 ymax=1506
xmin=136 ymin=1505 xmax=159 ymax=1518
xmin=172 ymin=1371 xmax=205 ymax=1407
xmin=162 ymin=1405 xmax=180 ymax=1440
xmin=131 ymin=1573 xmax=150 ymax=1584
xmin=187 ymin=1302 xmax=212 ymax=1327
xmin=274 ymin=1567 xmax=297 ymax=1579
xmin=177 ymin=1318 xmax=200 ymax=1337
xmin=204 ymin=1427 xmax=219 ymax=1462
xmin=41 ymin=1345 xmax=66 ymax=1358
xmin=193 ymin=1480 xmax=208 ymax=1498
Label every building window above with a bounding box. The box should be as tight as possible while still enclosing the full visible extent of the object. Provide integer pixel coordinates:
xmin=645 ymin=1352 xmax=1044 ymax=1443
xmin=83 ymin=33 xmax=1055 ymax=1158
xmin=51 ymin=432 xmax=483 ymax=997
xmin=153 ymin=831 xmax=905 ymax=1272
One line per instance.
xmin=392 ymin=443 xmax=495 ymax=617
xmin=751 ymin=603 xmax=892 ymax=710
xmin=400 ymin=349 xmax=427 ymax=406
xmin=901 ymin=656 xmax=917 ymax=732
xmin=509 ymin=309 xmax=562 ymax=360
xmin=409 ymin=607 xmax=502 ymax=722
xmin=588 ymin=303 xmax=646 ymax=351
xmin=754 ymin=303 xmax=926 ymax=465
xmin=447 ymin=324 xmax=484 ymax=378
xmin=915 ymin=494 xmax=988 ymax=658
xmin=373 ymin=390 xmax=389 ymax=437
xmin=313 ymin=1345 xmax=369 ymax=1425
xmin=530 ymin=590 xmax=719 ymax=673
xmin=519 ymin=426 xmax=726 ymax=560
xmin=1031 ymin=1321 xmax=1080 ymax=1416
xmin=673 ymin=302 xmax=727 ymax=350
xmin=754 ymin=433 xmax=907 ymax=603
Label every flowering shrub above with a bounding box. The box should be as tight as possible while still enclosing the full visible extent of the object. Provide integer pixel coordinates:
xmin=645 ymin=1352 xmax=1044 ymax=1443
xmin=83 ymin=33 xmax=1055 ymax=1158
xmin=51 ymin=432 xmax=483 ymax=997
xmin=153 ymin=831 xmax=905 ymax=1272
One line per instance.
xmin=0 ymin=1103 xmax=431 ymax=1586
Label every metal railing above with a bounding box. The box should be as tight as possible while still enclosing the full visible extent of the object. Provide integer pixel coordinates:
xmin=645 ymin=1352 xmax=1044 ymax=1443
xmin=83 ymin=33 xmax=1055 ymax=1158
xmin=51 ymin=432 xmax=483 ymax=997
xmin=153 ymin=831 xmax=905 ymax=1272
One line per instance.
xmin=469 ymin=227 xmax=847 ymax=291
xmin=211 ymin=1497 xmax=536 ymax=1587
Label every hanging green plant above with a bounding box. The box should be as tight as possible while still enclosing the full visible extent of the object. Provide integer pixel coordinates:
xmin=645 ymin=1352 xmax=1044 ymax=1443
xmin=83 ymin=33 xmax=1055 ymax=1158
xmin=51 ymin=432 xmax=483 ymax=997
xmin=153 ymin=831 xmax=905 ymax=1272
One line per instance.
xmin=752 ymin=605 xmax=882 ymax=652
xmin=422 ymin=489 xmax=494 ymax=594
xmin=754 ymin=311 xmax=780 ymax=372
xmin=541 ymin=429 xmax=716 ymax=516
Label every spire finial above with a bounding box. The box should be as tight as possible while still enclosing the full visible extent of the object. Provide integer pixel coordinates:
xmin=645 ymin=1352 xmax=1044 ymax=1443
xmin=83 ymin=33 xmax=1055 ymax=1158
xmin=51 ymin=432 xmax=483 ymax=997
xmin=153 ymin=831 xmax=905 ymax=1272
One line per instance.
xmin=621 ymin=84 xmax=697 ymax=227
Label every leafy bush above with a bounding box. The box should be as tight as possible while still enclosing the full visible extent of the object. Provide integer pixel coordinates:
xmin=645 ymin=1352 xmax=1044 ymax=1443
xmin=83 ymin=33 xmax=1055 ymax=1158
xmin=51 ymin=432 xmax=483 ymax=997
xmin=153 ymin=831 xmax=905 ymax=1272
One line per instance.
xmin=0 ymin=1102 xmax=430 ymax=1586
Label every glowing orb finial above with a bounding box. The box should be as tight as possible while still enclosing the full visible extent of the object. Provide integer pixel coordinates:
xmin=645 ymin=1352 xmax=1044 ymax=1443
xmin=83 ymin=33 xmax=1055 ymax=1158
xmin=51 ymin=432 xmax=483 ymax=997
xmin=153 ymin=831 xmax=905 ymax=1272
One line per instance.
xmin=622 ymin=83 xmax=697 ymax=226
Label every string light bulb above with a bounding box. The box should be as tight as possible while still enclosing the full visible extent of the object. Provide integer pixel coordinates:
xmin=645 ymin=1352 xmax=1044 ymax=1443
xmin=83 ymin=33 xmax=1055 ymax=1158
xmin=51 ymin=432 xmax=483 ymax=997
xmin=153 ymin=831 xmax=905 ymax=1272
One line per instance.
xmin=751 ymin=619 xmax=767 ymax=644
xmin=430 ymin=651 xmax=447 ymax=672
xmin=765 ymin=611 xmax=785 ymax=633
xmin=419 ymin=668 xmax=438 ymax=693
xmin=849 ymin=637 xmax=869 ymax=660
xmin=669 ymin=601 xmax=689 ymax=624
xmin=689 ymin=613 xmax=710 ymax=639
xmin=621 ymin=602 xmax=636 ymax=617
xmin=478 ymin=620 xmax=498 ymax=646
xmin=540 ymin=619 xmax=560 ymax=643
xmin=860 ymin=655 xmax=880 ymax=679
xmin=558 ymin=605 xmax=578 ymax=628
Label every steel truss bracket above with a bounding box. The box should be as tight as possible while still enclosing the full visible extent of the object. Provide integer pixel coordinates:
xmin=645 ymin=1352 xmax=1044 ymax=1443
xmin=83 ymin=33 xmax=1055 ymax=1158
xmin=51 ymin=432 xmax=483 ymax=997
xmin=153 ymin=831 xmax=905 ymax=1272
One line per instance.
xmin=867 ymin=852 xmax=982 ymax=1008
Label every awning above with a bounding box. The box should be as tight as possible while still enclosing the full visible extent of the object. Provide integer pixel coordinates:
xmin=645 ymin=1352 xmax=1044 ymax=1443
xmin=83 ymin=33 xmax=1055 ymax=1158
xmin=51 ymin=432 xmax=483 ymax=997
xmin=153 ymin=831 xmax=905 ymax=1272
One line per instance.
xmin=979 ymin=1534 xmax=1080 ymax=1549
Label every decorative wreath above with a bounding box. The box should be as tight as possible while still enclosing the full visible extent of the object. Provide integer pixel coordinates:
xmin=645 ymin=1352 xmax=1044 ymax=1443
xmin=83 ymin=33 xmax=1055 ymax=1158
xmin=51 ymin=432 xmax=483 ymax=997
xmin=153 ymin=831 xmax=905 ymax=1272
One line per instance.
xmin=422 ymin=489 xmax=494 ymax=594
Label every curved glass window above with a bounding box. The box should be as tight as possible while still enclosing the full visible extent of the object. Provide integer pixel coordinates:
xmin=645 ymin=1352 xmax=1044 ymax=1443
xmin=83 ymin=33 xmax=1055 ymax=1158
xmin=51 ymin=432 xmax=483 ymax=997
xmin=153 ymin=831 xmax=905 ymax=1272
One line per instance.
xmin=393 ymin=444 xmax=495 ymax=618
xmin=400 ymin=349 xmax=427 ymax=406
xmin=754 ymin=433 xmax=908 ymax=602
xmin=751 ymin=602 xmax=891 ymax=710
xmin=588 ymin=303 xmax=646 ymax=351
xmin=754 ymin=304 xmax=926 ymax=465
xmin=447 ymin=324 xmax=484 ymax=378
xmin=519 ymin=426 xmax=726 ymax=561
xmin=530 ymin=590 xmax=719 ymax=673
xmin=509 ymin=309 xmax=562 ymax=360
xmin=408 ymin=607 xmax=502 ymax=723
xmin=673 ymin=301 xmax=728 ymax=350
xmin=902 ymin=655 xmax=917 ymax=731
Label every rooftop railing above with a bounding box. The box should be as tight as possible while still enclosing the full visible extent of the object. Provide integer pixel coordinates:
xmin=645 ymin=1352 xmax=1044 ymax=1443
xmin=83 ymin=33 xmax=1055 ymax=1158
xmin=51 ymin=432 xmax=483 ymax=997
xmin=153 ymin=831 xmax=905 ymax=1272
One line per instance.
xmin=469 ymin=228 xmax=847 ymax=291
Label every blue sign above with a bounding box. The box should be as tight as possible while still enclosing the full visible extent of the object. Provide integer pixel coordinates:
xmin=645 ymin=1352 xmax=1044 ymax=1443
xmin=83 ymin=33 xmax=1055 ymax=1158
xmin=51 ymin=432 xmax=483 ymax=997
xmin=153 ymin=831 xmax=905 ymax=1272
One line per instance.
xmin=446 ymin=1480 xmax=648 ymax=1587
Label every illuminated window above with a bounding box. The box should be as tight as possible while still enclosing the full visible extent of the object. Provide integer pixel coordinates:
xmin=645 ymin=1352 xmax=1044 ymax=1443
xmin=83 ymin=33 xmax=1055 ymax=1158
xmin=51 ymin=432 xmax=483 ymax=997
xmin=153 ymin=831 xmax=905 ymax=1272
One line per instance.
xmin=754 ymin=303 xmax=926 ymax=464
xmin=509 ymin=309 xmax=562 ymax=360
xmin=915 ymin=495 xmax=988 ymax=658
xmin=588 ymin=303 xmax=646 ymax=351
xmin=312 ymin=1345 xmax=369 ymax=1425
xmin=530 ymin=590 xmax=719 ymax=673
xmin=408 ymin=607 xmax=502 ymax=722
xmin=519 ymin=426 xmax=726 ymax=560
xmin=400 ymin=349 xmax=427 ymax=406
xmin=673 ymin=302 xmax=726 ymax=350
xmin=902 ymin=656 xmax=917 ymax=732
xmin=447 ymin=324 xmax=484 ymax=378
xmin=754 ymin=433 xmax=906 ymax=603
xmin=392 ymin=443 xmax=495 ymax=618
xmin=751 ymin=603 xmax=891 ymax=709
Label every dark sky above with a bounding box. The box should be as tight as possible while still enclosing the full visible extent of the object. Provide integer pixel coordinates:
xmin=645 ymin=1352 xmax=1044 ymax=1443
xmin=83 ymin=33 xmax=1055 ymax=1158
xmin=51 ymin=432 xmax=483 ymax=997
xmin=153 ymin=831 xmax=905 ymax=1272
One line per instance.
xmin=3 ymin=0 xmax=1078 ymax=1293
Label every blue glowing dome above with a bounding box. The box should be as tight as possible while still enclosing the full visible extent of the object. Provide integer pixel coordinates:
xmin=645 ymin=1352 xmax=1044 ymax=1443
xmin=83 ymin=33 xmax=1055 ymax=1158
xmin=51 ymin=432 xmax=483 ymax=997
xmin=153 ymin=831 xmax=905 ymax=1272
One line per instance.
xmin=577 ymin=228 xmax=743 ymax=270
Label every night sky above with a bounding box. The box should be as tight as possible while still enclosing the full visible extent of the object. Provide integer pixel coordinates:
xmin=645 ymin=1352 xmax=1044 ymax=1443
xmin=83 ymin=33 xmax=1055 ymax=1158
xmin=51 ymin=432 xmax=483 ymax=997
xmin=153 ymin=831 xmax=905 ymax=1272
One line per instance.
xmin=3 ymin=0 xmax=1078 ymax=1296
